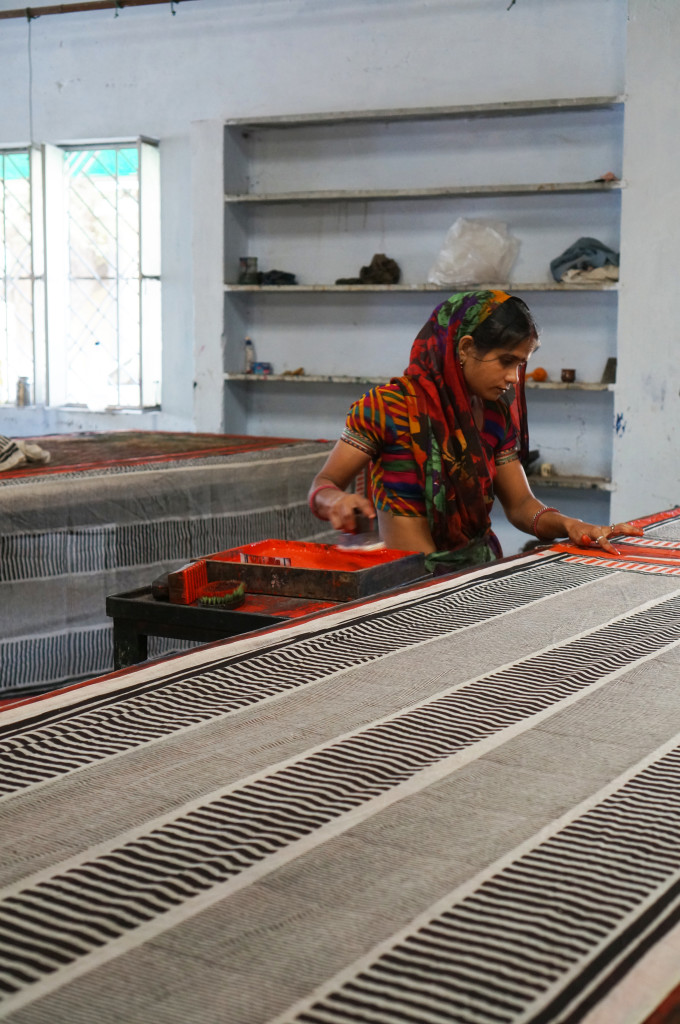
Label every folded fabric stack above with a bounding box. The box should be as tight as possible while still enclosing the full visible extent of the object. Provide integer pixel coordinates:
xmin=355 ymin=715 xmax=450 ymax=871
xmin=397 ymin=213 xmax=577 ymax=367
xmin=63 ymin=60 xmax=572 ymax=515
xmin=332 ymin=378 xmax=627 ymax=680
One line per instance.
xmin=550 ymin=236 xmax=620 ymax=284
xmin=0 ymin=435 xmax=51 ymax=473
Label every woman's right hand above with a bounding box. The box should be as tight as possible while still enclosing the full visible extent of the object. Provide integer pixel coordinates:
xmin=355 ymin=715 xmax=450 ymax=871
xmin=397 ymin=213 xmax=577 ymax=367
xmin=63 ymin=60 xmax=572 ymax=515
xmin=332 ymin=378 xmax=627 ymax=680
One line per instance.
xmin=309 ymin=440 xmax=375 ymax=533
xmin=314 ymin=487 xmax=376 ymax=533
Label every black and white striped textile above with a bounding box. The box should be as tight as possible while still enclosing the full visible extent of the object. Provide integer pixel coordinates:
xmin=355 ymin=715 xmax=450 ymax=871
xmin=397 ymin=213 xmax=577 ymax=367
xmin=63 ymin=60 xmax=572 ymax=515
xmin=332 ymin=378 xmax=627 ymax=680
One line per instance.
xmin=0 ymin=439 xmax=333 ymax=694
xmin=2 ymin=510 xmax=680 ymax=1023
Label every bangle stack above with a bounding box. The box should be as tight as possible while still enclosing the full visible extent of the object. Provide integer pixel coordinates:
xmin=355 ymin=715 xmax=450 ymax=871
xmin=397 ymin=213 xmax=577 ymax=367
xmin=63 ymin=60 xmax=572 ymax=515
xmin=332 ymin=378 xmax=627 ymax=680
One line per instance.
xmin=532 ymin=505 xmax=559 ymax=539
xmin=308 ymin=484 xmax=339 ymax=519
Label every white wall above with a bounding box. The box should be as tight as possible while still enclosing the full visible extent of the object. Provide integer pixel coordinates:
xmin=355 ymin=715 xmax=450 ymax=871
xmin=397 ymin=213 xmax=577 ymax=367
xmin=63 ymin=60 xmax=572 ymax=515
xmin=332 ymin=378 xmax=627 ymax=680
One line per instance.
xmin=0 ymin=0 xmax=625 ymax=434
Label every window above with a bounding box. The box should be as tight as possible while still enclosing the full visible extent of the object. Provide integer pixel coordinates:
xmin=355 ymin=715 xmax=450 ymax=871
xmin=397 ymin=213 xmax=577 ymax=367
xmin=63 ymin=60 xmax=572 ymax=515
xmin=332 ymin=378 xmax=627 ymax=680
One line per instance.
xmin=0 ymin=149 xmax=43 ymax=406
xmin=0 ymin=138 xmax=161 ymax=411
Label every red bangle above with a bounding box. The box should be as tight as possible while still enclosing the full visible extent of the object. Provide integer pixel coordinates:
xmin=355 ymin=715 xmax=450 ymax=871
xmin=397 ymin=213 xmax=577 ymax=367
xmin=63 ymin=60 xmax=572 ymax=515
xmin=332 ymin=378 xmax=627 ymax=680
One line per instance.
xmin=309 ymin=484 xmax=339 ymax=519
xmin=532 ymin=505 xmax=559 ymax=539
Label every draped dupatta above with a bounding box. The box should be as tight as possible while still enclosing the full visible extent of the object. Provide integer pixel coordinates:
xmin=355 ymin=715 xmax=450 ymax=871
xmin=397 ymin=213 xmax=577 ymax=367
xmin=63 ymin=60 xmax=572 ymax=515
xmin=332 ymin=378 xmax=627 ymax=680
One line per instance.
xmin=393 ymin=291 xmax=529 ymax=558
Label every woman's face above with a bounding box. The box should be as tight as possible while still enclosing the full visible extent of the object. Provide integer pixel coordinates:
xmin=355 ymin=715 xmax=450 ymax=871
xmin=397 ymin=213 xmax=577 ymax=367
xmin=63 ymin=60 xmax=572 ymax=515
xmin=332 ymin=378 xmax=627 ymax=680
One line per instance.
xmin=459 ymin=335 xmax=537 ymax=402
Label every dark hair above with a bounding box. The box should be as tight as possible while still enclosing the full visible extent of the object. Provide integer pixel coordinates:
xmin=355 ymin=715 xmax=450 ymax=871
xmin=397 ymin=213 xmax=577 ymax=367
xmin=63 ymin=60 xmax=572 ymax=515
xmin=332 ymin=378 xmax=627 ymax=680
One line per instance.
xmin=470 ymin=296 xmax=539 ymax=355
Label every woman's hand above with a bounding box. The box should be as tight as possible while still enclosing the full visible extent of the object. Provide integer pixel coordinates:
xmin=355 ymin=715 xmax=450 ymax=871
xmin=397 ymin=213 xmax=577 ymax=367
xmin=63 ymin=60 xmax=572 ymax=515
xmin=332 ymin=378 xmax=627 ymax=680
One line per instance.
xmin=308 ymin=440 xmax=376 ymax=533
xmin=566 ymin=518 xmax=644 ymax=554
xmin=316 ymin=488 xmax=376 ymax=533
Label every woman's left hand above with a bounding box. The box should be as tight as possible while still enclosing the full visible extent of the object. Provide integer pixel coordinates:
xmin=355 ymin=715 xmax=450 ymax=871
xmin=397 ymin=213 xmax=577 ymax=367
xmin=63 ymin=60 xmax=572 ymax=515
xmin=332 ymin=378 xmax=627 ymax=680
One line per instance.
xmin=568 ymin=519 xmax=644 ymax=554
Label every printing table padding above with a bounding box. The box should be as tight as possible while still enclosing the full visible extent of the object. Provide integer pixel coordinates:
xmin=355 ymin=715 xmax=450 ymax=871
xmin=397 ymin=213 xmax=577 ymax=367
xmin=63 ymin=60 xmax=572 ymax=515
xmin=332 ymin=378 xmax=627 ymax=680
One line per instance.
xmin=3 ymin=512 xmax=680 ymax=1022
xmin=0 ymin=441 xmax=333 ymax=692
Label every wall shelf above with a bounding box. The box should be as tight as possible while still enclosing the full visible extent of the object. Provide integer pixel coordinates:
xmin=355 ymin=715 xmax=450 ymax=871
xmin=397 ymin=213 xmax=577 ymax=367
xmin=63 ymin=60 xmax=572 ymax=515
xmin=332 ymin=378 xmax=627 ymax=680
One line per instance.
xmin=528 ymin=474 xmax=614 ymax=492
xmin=225 ymin=181 xmax=621 ymax=205
xmin=224 ymin=282 xmax=619 ymax=293
xmin=226 ymin=373 xmax=613 ymax=392
xmin=225 ymin=96 xmax=624 ymax=131
xmin=222 ymin=95 xmax=623 ymax=506
xmin=225 ymin=373 xmax=391 ymax=385
xmin=525 ymin=381 xmax=614 ymax=392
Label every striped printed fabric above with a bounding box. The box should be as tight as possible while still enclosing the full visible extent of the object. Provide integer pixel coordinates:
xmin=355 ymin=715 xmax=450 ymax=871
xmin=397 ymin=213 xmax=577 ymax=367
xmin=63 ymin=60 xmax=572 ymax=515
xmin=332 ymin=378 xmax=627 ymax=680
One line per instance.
xmin=0 ymin=439 xmax=334 ymax=695
xmin=3 ymin=508 xmax=680 ymax=1022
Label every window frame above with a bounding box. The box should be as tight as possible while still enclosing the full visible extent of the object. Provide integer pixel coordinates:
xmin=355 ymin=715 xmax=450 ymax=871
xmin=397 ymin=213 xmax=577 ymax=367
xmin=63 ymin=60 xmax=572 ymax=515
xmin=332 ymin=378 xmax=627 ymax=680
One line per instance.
xmin=0 ymin=136 xmax=161 ymax=411
xmin=0 ymin=146 xmax=45 ymax=406
xmin=45 ymin=136 xmax=161 ymax=411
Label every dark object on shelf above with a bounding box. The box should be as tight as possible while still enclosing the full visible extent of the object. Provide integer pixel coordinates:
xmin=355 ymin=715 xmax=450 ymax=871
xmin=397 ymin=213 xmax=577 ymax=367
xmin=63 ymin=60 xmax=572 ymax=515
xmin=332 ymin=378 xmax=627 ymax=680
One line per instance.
xmin=561 ymin=368 xmax=576 ymax=383
xmin=522 ymin=449 xmax=541 ymax=473
xmin=252 ymin=362 xmax=273 ymax=375
xmin=16 ymin=376 xmax=30 ymax=406
xmin=244 ymin=336 xmax=255 ymax=373
xmin=601 ymin=357 xmax=617 ymax=384
xmin=360 ymin=253 xmax=401 ymax=284
xmin=549 ymin=237 xmax=619 ymax=283
xmin=261 ymin=269 xmax=297 ymax=286
xmin=238 ymin=256 xmax=261 ymax=284
xmin=335 ymin=253 xmax=401 ymax=286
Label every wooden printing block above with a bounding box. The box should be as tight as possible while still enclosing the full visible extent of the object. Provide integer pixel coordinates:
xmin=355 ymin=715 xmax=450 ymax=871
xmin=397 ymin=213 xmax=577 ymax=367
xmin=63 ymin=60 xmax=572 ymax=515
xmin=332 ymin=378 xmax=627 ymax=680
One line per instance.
xmin=167 ymin=559 xmax=208 ymax=604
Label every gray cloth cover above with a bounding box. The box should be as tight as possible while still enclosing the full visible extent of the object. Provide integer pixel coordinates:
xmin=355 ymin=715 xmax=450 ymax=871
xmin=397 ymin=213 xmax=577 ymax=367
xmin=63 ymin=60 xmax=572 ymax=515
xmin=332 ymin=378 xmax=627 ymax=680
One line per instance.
xmin=0 ymin=440 xmax=333 ymax=693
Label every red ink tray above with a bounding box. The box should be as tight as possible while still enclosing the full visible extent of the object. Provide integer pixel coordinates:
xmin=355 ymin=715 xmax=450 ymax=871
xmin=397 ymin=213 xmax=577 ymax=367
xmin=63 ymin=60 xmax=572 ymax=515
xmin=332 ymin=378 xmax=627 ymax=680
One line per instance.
xmin=205 ymin=539 xmax=426 ymax=602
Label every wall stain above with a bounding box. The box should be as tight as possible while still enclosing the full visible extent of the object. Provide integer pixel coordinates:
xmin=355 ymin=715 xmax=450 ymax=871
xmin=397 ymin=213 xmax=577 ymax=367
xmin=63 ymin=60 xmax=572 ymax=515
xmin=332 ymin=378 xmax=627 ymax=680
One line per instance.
xmin=615 ymin=413 xmax=626 ymax=436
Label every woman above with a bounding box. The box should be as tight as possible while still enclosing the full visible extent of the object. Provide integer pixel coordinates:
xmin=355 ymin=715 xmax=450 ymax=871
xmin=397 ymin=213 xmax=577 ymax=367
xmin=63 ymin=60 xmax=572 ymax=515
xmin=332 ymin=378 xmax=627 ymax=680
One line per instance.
xmin=308 ymin=290 xmax=641 ymax=572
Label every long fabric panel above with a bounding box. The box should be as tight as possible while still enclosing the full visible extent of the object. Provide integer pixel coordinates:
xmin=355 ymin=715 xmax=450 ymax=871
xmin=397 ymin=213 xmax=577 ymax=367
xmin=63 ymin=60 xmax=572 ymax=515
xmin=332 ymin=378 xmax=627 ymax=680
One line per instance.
xmin=2 ymin=511 xmax=680 ymax=1022
xmin=0 ymin=438 xmax=333 ymax=693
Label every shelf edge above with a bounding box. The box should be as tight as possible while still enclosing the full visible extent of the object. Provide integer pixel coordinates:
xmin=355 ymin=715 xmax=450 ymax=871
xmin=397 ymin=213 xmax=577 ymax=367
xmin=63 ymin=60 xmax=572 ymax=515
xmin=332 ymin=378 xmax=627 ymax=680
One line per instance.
xmin=224 ymin=181 xmax=623 ymax=204
xmin=224 ymin=282 xmax=620 ymax=294
xmin=527 ymin=475 xmax=615 ymax=492
xmin=224 ymin=373 xmax=391 ymax=385
xmin=224 ymin=96 xmax=625 ymax=130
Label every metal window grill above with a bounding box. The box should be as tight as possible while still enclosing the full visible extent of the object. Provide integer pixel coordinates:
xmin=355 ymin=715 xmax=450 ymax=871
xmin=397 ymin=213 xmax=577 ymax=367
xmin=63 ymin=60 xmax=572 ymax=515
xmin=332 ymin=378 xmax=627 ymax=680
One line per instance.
xmin=64 ymin=146 xmax=143 ymax=409
xmin=1 ymin=140 xmax=160 ymax=411
xmin=0 ymin=152 xmax=35 ymax=406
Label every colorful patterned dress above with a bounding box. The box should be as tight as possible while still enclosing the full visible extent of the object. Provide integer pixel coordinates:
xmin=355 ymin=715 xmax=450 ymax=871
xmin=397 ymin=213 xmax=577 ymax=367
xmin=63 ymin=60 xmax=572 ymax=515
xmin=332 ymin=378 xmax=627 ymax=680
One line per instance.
xmin=340 ymin=291 xmax=530 ymax=570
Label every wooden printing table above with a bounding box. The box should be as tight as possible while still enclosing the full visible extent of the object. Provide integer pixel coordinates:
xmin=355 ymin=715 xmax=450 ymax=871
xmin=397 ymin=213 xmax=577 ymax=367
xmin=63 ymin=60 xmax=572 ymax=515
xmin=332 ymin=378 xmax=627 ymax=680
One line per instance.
xmin=106 ymin=539 xmax=428 ymax=669
xmin=106 ymin=587 xmax=339 ymax=669
xmin=6 ymin=509 xmax=680 ymax=1024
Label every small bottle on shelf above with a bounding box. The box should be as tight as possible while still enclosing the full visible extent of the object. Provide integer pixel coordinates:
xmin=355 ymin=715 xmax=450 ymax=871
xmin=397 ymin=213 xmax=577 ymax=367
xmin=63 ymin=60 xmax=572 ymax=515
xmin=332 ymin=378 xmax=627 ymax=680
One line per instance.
xmin=244 ymin=336 xmax=255 ymax=373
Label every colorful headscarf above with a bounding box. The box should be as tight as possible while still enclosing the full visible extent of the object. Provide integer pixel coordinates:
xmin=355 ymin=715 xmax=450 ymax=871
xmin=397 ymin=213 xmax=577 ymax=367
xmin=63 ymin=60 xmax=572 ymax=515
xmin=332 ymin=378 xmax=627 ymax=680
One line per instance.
xmin=396 ymin=290 xmax=530 ymax=561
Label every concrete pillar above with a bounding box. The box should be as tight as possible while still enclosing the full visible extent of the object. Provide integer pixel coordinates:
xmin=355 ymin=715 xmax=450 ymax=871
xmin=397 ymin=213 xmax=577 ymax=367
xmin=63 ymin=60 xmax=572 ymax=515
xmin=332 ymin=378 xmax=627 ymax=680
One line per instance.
xmin=612 ymin=0 xmax=680 ymax=519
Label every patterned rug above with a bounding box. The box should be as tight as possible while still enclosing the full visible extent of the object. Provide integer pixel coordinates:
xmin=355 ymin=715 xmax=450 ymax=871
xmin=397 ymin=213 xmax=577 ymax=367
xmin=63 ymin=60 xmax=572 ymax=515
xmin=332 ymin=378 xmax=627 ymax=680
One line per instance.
xmin=3 ymin=509 xmax=680 ymax=1022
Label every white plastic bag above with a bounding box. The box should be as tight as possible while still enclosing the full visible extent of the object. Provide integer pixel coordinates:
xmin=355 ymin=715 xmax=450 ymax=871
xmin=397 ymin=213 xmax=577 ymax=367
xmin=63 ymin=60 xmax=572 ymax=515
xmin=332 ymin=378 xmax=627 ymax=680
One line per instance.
xmin=427 ymin=217 xmax=520 ymax=286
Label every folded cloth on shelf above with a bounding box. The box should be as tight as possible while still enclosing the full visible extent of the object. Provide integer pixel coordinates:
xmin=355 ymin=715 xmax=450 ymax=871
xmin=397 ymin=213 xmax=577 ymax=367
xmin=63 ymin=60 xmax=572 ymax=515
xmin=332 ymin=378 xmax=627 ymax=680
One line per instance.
xmin=0 ymin=435 xmax=50 ymax=472
xmin=560 ymin=264 xmax=619 ymax=285
xmin=550 ymin=236 xmax=620 ymax=283
xmin=261 ymin=269 xmax=297 ymax=285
